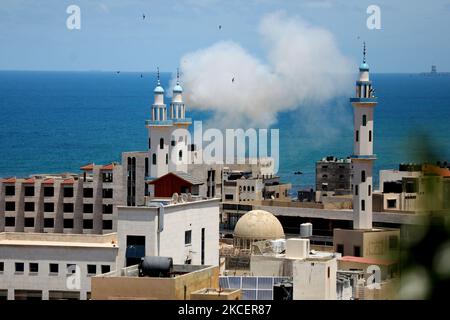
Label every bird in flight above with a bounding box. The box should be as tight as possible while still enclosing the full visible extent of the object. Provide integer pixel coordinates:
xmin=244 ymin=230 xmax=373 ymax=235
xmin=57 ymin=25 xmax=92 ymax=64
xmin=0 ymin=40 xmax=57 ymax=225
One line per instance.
xmin=116 ymin=71 xmax=120 ymax=74
xmin=143 ymin=14 xmax=146 ymax=20
xmin=231 ymin=77 xmax=235 ymax=83
xmin=218 ymin=25 xmax=222 ymax=30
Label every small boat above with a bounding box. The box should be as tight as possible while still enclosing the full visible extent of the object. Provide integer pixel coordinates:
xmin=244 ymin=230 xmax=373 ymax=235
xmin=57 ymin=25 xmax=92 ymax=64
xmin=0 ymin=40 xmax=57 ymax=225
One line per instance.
xmin=294 ymin=171 xmax=303 ymax=175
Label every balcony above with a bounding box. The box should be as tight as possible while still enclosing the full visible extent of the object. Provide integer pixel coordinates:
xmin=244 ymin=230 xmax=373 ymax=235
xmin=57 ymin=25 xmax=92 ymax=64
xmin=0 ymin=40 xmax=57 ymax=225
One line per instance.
xmin=145 ymin=120 xmax=173 ymax=126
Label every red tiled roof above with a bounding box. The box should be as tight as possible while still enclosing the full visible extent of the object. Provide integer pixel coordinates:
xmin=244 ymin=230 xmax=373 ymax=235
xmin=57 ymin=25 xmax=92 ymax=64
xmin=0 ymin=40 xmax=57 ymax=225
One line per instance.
xmin=62 ymin=178 xmax=75 ymax=185
xmin=339 ymin=256 xmax=397 ymax=266
xmin=42 ymin=178 xmax=54 ymax=185
xmin=2 ymin=177 xmax=16 ymax=183
xmin=23 ymin=178 xmax=35 ymax=184
xmin=423 ymin=164 xmax=450 ymax=177
xmin=80 ymin=163 xmax=94 ymax=171
xmin=101 ymin=163 xmax=114 ymax=170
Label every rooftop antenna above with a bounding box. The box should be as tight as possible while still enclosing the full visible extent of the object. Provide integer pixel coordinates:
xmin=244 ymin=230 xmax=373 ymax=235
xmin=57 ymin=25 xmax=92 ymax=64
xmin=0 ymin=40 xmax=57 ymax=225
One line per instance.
xmin=363 ymin=41 xmax=367 ymax=64
xmin=176 ymin=67 xmax=180 ymax=85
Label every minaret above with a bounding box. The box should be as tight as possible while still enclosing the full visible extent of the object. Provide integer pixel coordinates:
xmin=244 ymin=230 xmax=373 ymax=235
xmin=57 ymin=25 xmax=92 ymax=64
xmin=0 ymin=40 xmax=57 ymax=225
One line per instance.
xmin=170 ymin=68 xmax=186 ymax=120
xmin=146 ymin=68 xmax=192 ymax=179
xmin=350 ymin=43 xmax=377 ymax=230
xmin=147 ymin=67 xmax=171 ymax=178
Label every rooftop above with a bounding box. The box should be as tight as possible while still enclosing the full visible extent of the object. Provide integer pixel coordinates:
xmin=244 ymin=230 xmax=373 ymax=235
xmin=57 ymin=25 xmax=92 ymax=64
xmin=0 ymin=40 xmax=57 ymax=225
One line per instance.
xmin=0 ymin=232 xmax=118 ymax=248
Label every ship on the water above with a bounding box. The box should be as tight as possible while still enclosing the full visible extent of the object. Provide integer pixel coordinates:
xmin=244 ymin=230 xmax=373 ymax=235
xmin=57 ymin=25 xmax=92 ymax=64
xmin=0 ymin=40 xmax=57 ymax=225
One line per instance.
xmin=421 ymin=65 xmax=450 ymax=76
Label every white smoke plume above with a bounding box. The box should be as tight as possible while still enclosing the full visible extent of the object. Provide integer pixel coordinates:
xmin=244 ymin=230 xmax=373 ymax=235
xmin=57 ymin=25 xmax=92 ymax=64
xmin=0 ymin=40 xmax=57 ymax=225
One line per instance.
xmin=172 ymin=11 xmax=354 ymax=129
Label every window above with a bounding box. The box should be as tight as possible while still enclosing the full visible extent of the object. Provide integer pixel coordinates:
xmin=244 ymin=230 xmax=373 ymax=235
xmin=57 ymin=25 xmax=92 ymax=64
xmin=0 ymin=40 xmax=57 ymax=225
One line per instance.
xmin=63 ymin=219 xmax=74 ymax=229
xmin=5 ymin=217 xmax=15 ymax=227
xmin=189 ymin=144 xmax=195 ymax=152
xmin=369 ymin=130 xmax=372 ymax=142
xmin=368 ymin=185 xmax=371 ymax=196
xmin=5 ymin=201 xmax=15 ymax=211
xmin=322 ymin=174 xmax=328 ymax=179
xmin=361 ymin=170 xmax=366 ymax=183
xmin=354 ymin=246 xmax=361 ymax=257
xmin=83 ymin=188 xmax=93 ymax=198
xmin=63 ymin=203 xmax=74 ymax=213
xmin=179 ymin=150 xmax=183 ymax=161
xmin=356 ymin=130 xmax=359 ymax=142
xmin=64 ymin=187 xmax=73 ymax=197
xmin=83 ymin=204 xmax=93 ymax=213
xmin=87 ymin=265 xmax=97 ymax=275
xmin=102 ymin=220 xmax=113 ymax=230
xmin=355 ymin=185 xmax=358 ymax=195
xmin=389 ymin=236 xmax=399 ymax=250
xmin=24 ymin=218 xmax=34 ymax=228
xmin=103 ymin=204 xmax=113 ymax=214
xmin=152 ymin=154 xmax=157 ymax=165
xmin=160 ymin=138 xmax=164 ymax=149
xmin=243 ymin=186 xmax=246 ymax=192
xmin=225 ymin=194 xmax=234 ymax=200
xmin=328 ymin=266 xmax=330 ymax=278
xmin=252 ymin=186 xmax=255 ymax=192
xmin=101 ymin=265 xmax=111 ymax=274
xmin=185 ymin=230 xmax=192 ymax=245
xmin=166 ymin=154 xmax=168 ymax=164
xmin=15 ymin=262 xmax=24 ymax=273
xmin=102 ymin=188 xmax=113 ymax=198
xmin=362 ymin=114 xmax=367 ymax=126
xmin=171 ymin=140 xmax=176 ymax=147
xmin=145 ymin=157 xmax=149 ymax=176
xmin=44 ymin=202 xmax=54 ymax=212
xmin=5 ymin=185 xmax=15 ymax=196
xmin=49 ymin=263 xmax=59 ymax=274
xmin=201 ymin=228 xmax=205 ymax=265
xmin=44 ymin=187 xmax=54 ymax=197
xmin=24 ymin=186 xmax=34 ymax=197
xmin=337 ymin=244 xmax=344 ymax=255
xmin=148 ymin=138 xmax=151 ymax=149
xmin=102 ymin=172 xmax=113 ymax=183
xmin=0 ymin=262 xmax=4 ymax=272
xmin=29 ymin=263 xmax=39 ymax=273
xmin=44 ymin=218 xmax=54 ymax=228
xmin=24 ymin=202 xmax=35 ymax=212
xmin=361 ymin=199 xmax=365 ymax=211
xmin=387 ymin=199 xmax=397 ymax=209
xmin=83 ymin=219 xmax=93 ymax=229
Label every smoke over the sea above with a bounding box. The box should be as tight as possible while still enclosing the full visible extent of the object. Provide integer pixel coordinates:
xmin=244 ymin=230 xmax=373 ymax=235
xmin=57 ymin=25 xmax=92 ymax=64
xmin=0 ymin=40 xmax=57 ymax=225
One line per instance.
xmin=172 ymin=12 xmax=354 ymax=129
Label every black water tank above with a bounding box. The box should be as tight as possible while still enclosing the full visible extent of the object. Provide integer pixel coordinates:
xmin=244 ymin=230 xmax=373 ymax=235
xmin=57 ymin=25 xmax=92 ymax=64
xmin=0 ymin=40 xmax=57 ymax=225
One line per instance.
xmin=138 ymin=256 xmax=173 ymax=277
xmin=273 ymin=281 xmax=293 ymax=300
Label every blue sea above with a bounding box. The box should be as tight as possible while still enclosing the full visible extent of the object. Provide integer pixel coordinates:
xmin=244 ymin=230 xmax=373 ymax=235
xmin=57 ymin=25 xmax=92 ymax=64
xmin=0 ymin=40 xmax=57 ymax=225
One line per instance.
xmin=1 ymin=71 xmax=449 ymax=194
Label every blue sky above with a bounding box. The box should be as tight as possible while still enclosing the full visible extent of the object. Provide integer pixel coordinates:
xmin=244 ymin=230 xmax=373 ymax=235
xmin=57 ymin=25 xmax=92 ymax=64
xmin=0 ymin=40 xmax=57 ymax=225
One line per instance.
xmin=0 ymin=0 xmax=449 ymax=72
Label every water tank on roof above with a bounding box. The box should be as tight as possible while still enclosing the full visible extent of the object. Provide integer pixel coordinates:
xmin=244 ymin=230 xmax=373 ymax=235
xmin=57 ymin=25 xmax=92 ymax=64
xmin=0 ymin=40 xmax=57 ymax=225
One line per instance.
xmin=138 ymin=256 xmax=173 ymax=278
xmin=300 ymin=222 xmax=313 ymax=238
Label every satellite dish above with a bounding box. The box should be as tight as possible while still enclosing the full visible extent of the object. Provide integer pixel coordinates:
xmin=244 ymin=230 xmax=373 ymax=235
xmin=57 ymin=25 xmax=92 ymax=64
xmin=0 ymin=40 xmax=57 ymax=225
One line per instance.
xmin=181 ymin=193 xmax=188 ymax=203
xmin=187 ymin=193 xmax=193 ymax=201
xmin=171 ymin=193 xmax=179 ymax=204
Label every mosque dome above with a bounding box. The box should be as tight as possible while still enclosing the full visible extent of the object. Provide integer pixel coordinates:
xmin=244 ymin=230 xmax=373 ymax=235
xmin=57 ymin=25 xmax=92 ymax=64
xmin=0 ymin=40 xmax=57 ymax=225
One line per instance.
xmin=234 ymin=210 xmax=285 ymax=241
xmin=360 ymin=63 xmax=370 ymax=71
xmin=173 ymin=84 xmax=183 ymax=93
xmin=154 ymin=84 xmax=164 ymax=94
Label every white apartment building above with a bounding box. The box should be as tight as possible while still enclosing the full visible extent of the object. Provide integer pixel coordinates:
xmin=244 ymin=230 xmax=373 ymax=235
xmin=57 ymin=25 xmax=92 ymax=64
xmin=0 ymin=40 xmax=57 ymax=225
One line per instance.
xmin=116 ymin=197 xmax=220 ymax=268
xmin=0 ymin=232 xmax=117 ymax=300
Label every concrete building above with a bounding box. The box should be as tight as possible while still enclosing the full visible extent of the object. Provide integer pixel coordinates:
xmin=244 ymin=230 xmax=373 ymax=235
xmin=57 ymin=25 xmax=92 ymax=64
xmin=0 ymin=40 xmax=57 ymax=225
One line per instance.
xmin=315 ymin=156 xmax=352 ymax=202
xmin=91 ymin=263 xmax=219 ymax=300
xmin=116 ymin=197 xmax=220 ymax=268
xmin=333 ymin=228 xmax=400 ymax=259
xmin=0 ymin=232 xmax=117 ymax=300
xmin=0 ymin=164 xmax=123 ymax=235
